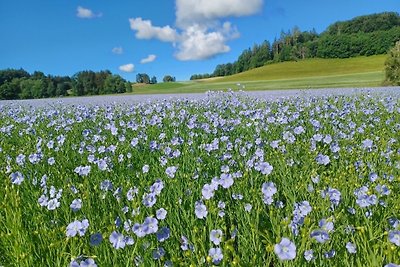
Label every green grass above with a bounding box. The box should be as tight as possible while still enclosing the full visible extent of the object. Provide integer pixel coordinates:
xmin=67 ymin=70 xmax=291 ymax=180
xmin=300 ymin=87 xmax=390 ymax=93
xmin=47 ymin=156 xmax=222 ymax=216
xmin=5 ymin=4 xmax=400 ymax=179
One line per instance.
xmin=130 ymin=55 xmax=387 ymax=94
xmin=213 ymin=55 xmax=386 ymax=82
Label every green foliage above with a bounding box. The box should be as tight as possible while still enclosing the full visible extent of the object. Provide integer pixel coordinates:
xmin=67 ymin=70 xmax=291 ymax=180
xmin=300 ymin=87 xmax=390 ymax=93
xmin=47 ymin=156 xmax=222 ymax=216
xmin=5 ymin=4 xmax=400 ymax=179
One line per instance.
xmin=0 ymin=68 xmax=30 ymax=85
xmin=0 ymin=69 xmax=129 ymax=100
xmin=384 ymin=41 xmax=400 ymax=85
xmin=325 ymin=12 xmax=400 ymax=35
xmin=163 ymin=75 xmax=176 ymax=82
xmin=136 ymin=73 xmax=151 ymax=84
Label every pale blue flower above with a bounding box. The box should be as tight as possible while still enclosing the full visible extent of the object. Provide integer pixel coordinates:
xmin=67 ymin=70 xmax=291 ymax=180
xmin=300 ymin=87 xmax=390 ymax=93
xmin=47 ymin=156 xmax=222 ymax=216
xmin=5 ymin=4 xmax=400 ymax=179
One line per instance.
xmin=165 ymin=166 xmax=177 ymax=178
xmin=195 ymin=201 xmax=207 ymax=219
xmin=256 ymin=161 xmax=273 ymax=175
xmin=316 ymin=154 xmax=330 ymax=165
xmin=244 ymin=203 xmax=252 ymax=212
xmin=10 ymin=171 xmax=24 ymax=185
xmin=210 ymin=229 xmax=223 ymax=245
xmin=319 ymin=218 xmax=334 ymax=232
xmin=74 ymin=166 xmax=91 ymax=176
xmin=142 ymin=193 xmax=157 ymax=207
xmin=142 ymin=217 xmax=158 ymax=235
xmin=220 ymin=173 xmax=234 ymax=189
xmin=47 ymin=198 xmax=60 ymax=210
xmin=66 ymin=220 xmax=81 ymax=237
xmin=261 ymin=182 xmax=277 ymax=197
xmin=70 ymin=199 xmax=82 ymax=212
xmin=80 ymin=258 xmax=97 ymax=267
xmin=202 ymin=183 xmax=215 ymax=199
xmin=109 ymin=231 xmax=126 ymax=249
xmin=304 ymin=249 xmax=314 ymax=262
xmin=209 ymin=247 xmax=223 ymax=264
xmin=346 ymin=242 xmax=356 ymax=254
xmin=70 ymin=260 xmax=80 ymax=267
xmin=274 ymin=237 xmax=296 ymax=260
xmin=156 ymin=208 xmax=167 ymax=220
xmin=389 ymin=230 xmax=400 ymax=246
xmin=142 ymin=164 xmax=149 ymax=173
xmin=310 ymin=230 xmax=330 ymax=243
xmin=66 ymin=219 xmax=88 ymax=237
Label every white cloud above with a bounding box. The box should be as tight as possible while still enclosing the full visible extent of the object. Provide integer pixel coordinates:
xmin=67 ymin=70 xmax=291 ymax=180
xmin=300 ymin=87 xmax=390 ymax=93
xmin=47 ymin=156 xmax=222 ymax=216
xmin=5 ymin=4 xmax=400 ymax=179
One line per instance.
xmin=175 ymin=0 xmax=263 ymax=27
xmin=129 ymin=18 xmax=178 ymax=42
xmin=77 ymin=6 xmax=102 ymax=19
xmin=119 ymin=63 xmax=135 ymax=73
xmin=129 ymin=0 xmax=263 ymax=60
xmin=176 ymin=25 xmax=230 ymax=60
xmin=112 ymin=47 xmax=123 ymax=55
xmin=140 ymin=54 xmax=157 ymax=64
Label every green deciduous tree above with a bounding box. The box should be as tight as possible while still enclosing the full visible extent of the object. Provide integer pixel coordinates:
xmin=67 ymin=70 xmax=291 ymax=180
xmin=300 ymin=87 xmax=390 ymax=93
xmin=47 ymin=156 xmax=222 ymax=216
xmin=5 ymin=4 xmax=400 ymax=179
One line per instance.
xmin=136 ymin=73 xmax=150 ymax=84
xmin=385 ymin=41 xmax=400 ymax=85
xmin=163 ymin=75 xmax=175 ymax=82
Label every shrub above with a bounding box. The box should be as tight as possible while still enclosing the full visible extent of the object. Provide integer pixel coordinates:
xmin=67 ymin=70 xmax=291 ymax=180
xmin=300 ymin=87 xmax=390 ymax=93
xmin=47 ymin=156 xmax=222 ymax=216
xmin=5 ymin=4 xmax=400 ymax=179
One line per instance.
xmin=384 ymin=41 xmax=400 ymax=85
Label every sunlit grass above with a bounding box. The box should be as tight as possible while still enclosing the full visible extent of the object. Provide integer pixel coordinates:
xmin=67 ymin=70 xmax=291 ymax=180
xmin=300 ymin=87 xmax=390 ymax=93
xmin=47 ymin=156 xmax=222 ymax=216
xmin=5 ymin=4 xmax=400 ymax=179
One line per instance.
xmin=130 ymin=56 xmax=387 ymax=94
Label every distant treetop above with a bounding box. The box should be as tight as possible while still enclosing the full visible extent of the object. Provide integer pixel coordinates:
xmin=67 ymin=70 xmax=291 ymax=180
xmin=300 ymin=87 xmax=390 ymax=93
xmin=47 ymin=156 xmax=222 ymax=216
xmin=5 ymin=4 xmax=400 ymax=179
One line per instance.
xmin=325 ymin=12 xmax=400 ymax=35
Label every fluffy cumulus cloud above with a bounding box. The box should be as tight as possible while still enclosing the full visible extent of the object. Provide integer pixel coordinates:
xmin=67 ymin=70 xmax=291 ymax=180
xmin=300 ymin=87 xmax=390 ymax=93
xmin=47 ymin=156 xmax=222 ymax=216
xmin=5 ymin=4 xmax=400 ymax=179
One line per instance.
xmin=129 ymin=0 xmax=263 ymax=61
xmin=140 ymin=54 xmax=157 ymax=64
xmin=112 ymin=47 xmax=123 ymax=55
xmin=176 ymin=25 xmax=230 ymax=61
xmin=175 ymin=0 xmax=263 ymax=27
xmin=119 ymin=63 xmax=135 ymax=73
xmin=129 ymin=18 xmax=178 ymax=43
xmin=77 ymin=6 xmax=102 ymax=19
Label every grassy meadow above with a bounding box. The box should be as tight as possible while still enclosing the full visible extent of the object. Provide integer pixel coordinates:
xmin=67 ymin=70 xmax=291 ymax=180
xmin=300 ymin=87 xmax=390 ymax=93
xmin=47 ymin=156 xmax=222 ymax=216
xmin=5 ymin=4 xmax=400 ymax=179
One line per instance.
xmin=131 ymin=55 xmax=387 ymax=94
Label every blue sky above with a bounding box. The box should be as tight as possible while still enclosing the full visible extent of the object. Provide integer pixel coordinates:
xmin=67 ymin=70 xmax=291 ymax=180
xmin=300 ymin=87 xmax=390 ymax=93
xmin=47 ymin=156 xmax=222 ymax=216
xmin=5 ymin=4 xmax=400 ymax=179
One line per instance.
xmin=0 ymin=0 xmax=398 ymax=81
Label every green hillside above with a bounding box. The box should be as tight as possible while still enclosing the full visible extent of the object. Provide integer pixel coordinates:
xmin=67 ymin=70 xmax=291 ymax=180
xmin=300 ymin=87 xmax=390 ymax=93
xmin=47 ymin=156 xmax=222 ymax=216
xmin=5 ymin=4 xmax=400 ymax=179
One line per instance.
xmin=130 ymin=55 xmax=387 ymax=94
xmin=206 ymin=55 xmax=386 ymax=82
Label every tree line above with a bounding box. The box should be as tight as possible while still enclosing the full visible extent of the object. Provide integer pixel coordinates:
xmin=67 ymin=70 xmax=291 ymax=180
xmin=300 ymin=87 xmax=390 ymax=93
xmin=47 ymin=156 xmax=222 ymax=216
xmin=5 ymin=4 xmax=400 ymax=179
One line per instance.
xmin=191 ymin=12 xmax=400 ymax=80
xmin=135 ymin=73 xmax=176 ymax=84
xmin=0 ymin=69 xmax=133 ymax=100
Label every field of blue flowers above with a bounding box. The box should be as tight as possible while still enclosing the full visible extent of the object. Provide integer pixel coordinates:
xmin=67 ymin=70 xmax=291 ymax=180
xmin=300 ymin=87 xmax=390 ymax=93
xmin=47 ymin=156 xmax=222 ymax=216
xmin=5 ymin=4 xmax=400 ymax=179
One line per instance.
xmin=1 ymin=91 xmax=400 ymax=266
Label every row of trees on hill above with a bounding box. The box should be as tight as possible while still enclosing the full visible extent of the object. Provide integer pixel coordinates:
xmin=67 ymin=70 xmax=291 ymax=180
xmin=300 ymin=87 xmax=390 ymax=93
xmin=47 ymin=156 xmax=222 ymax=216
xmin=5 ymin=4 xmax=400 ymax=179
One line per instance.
xmin=0 ymin=69 xmax=132 ymax=100
xmin=191 ymin=12 xmax=400 ymax=80
xmin=135 ymin=73 xmax=176 ymax=84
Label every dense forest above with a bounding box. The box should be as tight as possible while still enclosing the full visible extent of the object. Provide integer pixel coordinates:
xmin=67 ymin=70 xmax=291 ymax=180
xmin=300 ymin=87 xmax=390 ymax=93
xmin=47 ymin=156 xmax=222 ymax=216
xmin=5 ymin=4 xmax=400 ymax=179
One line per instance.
xmin=191 ymin=12 xmax=400 ymax=80
xmin=0 ymin=69 xmax=132 ymax=100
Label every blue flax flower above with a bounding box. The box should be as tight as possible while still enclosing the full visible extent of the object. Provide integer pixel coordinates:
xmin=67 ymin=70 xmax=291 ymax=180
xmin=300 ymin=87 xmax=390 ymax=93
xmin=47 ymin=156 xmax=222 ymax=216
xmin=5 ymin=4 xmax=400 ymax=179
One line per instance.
xmin=90 ymin=233 xmax=103 ymax=246
xmin=80 ymin=258 xmax=97 ymax=267
xmin=209 ymin=247 xmax=223 ymax=264
xmin=310 ymin=230 xmax=330 ymax=243
xmin=210 ymin=229 xmax=223 ymax=245
xmin=156 ymin=227 xmax=170 ymax=242
xmin=70 ymin=199 xmax=82 ymax=212
xmin=346 ymin=242 xmax=357 ymax=254
xmin=10 ymin=171 xmax=24 ymax=185
xmin=109 ymin=231 xmax=126 ymax=249
xmin=389 ymin=230 xmax=400 ymax=246
xmin=304 ymin=249 xmax=314 ymax=262
xmin=195 ymin=201 xmax=208 ymax=219
xmin=274 ymin=237 xmax=296 ymax=260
